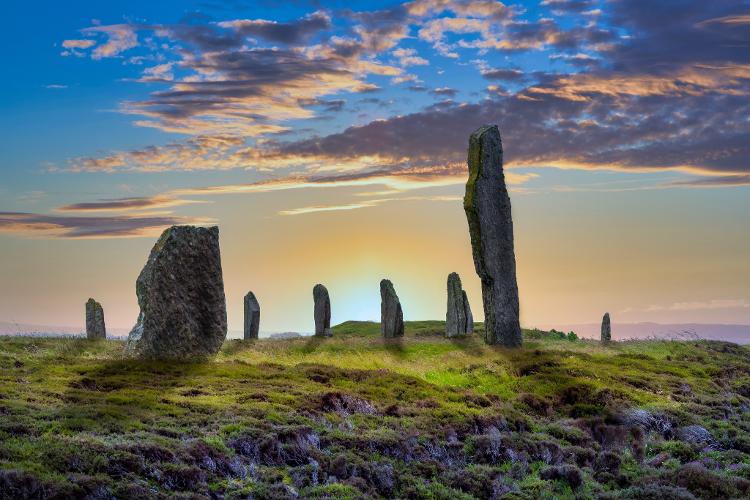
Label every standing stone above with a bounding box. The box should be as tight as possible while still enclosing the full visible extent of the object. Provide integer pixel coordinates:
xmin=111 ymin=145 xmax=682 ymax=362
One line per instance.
xmin=463 ymin=291 xmax=474 ymax=334
xmin=601 ymin=312 xmax=611 ymax=343
xmin=380 ymin=279 xmax=404 ymax=338
xmin=85 ymin=298 xmax=106 ymax=340
xmin=313 ymin=284 xmax=331 ymax=337
xmin=126 ymin=225 xmax=227 ymax=360
xmin=446 ymin=273 xmax=473 ymax=337
xmin=464 ymin=125 xmax=522 ymax=347
xmin=244 ymin=292 xmax=260 ymax=340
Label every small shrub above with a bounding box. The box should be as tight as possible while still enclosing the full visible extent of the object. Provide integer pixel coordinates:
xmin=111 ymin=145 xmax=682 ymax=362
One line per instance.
xmin=675 ymin=463 xmax=738 ymax=499
xmin=595 ymin=450 xmax=622 ymax=474
xmin=539 ymin=464 xmax=583 ymax=489
xmin=657 ymin=441 xmax=698 ymax=463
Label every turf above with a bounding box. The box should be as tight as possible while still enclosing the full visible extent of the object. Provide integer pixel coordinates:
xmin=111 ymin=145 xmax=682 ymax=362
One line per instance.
xmin=1 ymin=321 xmax=749 ymax=498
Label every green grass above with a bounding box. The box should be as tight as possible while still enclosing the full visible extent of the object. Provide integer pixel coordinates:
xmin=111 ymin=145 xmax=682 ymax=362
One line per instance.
xmin=1 ymin=322 xmax=749 ymax=498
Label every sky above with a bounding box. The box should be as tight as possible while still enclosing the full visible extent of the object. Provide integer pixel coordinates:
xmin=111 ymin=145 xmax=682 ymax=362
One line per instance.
xmin=1 ymin=0 xmax=749 ymax=335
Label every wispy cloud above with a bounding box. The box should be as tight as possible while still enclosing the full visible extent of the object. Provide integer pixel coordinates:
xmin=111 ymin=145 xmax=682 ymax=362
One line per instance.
xmin=643 ymin=299 xmax=750 ymax=312
xmin=0 ymin=212 xmax=211 ymax=239
xmin=56 ymin=195 xmax=206 ymax=213
xmin=278 ymin=194 xmax=462 ymax=216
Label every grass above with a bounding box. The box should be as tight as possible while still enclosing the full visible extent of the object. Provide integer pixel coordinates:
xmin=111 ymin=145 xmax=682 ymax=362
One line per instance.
xmin=1 ymin=321 xmax=750 ymax=498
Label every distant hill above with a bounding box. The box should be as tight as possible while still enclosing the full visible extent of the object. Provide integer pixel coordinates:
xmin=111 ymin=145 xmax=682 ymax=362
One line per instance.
xmin=537 ymin=322 xmax=750 ymax=344
xmin=3 ymin=320 xmax=749 ymax=344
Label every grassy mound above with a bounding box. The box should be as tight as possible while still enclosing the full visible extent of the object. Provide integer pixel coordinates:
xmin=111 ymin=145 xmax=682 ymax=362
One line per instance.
xmin=1 ymin=322 xmax=749 ymax=499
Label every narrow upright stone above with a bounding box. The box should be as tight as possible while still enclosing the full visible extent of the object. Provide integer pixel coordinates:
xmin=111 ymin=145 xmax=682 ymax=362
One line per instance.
xmin=125 ymin=225 xmax=227 ymax=360
xmin=244 ymin=292 xmax=260 ymax=340
xmin=601 ymin=312 xmax=611 ymax=343
xmin=464 ymin=125 xmax=522 ymax=347
xmin=462 ymin=290 xmax=474 ymax=335
xmin=380 ymin=279 xmax=404 ymax=338
xmin=85 ymin=298 xmax=106 ymax=340
xmin=446 ymin=273 xmax=473 ymax=337
xmin=313 ymin=284 xmax=332 ymax=337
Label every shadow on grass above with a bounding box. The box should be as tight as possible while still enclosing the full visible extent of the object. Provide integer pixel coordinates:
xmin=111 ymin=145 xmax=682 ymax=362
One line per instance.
xmin=55 ymin=357 xmax=199 ymax=435
xmin=449 ymin=335 xmax=485 ymax=356
xmin=221 ymin=339 xmax=255 ymax=356
xmin=382 ymin=337 xmax=407 ymax=358
xmin=301 ymin=335 xmax=326 ymax=354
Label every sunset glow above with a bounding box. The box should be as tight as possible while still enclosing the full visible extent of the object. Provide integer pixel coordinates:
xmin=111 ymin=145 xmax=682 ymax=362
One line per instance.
xmin=1 ymin=0 xmax=749 ymax=334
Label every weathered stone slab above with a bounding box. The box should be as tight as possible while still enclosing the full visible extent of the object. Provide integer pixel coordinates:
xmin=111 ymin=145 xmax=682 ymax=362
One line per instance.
xmin=446 ymin=273 xmax=473 ymax=337
xmin=244 ymin=292 xmax=260 ymax=340
xmin=463 ymin=125 xmax=522 ymax=347
xmin=380 ymin=279 xmax=404 ymax=338
xmin=313 ymin=284 xmax=331 ymax=337
xmin=85 ymin=298 xmax=106 ymax=340
xmin=126 ymin=225 xmax=227 ymax=360
xmin=601 ymin=312 xmax=611 ymax=343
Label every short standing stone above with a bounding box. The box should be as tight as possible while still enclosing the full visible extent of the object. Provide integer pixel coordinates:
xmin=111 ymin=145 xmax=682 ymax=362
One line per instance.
xmin=244 ymin=292 xmax=260 ymax=340
xmin=446 ymin=273 xmax=473 ymax=337
xmin=125 ymin=225 xmax=227 ymax=360
xmin=463 ymin=125 xmax=522 ymax=347
xmin=380 ymin=279 xmax=404 ymax=338
xmin=313 ymin=284 xmax=331 ymax=337
xmin=601 ymin=312 xmax=611 ymax=343
xmin=85 ymin=298 xmax=106 ymax=340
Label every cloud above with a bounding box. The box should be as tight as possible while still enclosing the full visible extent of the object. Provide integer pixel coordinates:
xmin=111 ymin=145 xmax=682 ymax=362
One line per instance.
xmin=45 ymin=84 xmax=68 ymax=89
xmin=541 ymin=0 xmax=597 ymax=13
xmin=392 ymin=48 xmax=429 ymax=66
xmin=666 ymin=175 xmax=750 ymax=188
xmin=217 ymin=10 xmax=331 ymax=44
xmin=56 ymin=196 xmax=205 ymax=213
xmin=429 ymin=86 xmax=457 ymax=97
xmin=62 ymin=39 xmax=95 ymax=49
xmin=272 ymin=83 xmax=750 ymax=178
xmin=65 ymin=135 xmax=251 ymax=172
xmin=481 ymin=67 xmax=524 ymax=81
xmin=0 ymin=212 xmax=210 ymax=239
xmin=645 ymin=299 xmax=750 ymax=312
xmin=278 ymin=194 xmax=461 ymax=216
xmin=80 ymin=24 xmax=138 ymax=59
xmin=56 ymin=0 xmax=750 ymax=190
xmin=122 ymin=40 xmax=400 ymax=136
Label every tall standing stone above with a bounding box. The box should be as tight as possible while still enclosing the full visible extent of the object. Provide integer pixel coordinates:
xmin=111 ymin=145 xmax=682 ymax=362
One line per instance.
xmin=313 ymin=284 xmax=332 ymax=337
xmin=244 ymin=292 xmax=260 ymax=340
xmin=380 ymin=279 xmax=404 ymax=338
xmin=464 ymin=125 xmax=522 ymax=347
xmin=85 ymin=298 xmax=106 ymax=340
xmin=125 ymin=225 xmax=227 ymax=360
xmin=601 ymin=312 xmax=611 ymax=343
xmin=446 ymin=273 xmax=473 ymax=337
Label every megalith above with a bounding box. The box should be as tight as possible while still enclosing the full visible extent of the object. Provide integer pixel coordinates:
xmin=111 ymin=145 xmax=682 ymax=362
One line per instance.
xmin=244 ymin=292 xmax=260 ymax=340
xmin=380 ymin=279 xmax=404 ymax=338
xmin=463 ymin=291 xmax=474 ymax=335
xmin=446 ymin=273 xmax=473 ymax=337
xmin=463 ymin=125 xmax=522 ymax=347
xmin=125 ymin=225 xmax=227 ymax=360
xmin=601 ymin=312 xmax=611 ymax=343
xmin=85 ymin=298 xmax=106 ymax=340
xmin=313 ymin=284 xmax=332 ymax=337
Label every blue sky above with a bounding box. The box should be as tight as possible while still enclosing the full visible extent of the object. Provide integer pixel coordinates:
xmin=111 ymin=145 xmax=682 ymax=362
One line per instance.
xmin=1 ymin=0 xmax=748 ymax=333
